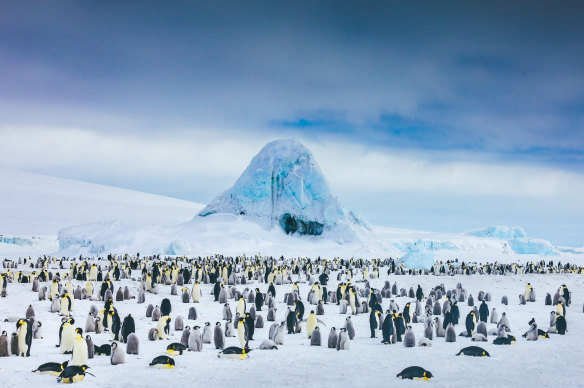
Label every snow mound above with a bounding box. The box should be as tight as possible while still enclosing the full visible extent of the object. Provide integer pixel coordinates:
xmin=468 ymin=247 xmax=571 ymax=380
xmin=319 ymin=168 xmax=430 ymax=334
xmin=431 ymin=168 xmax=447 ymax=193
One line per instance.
xmin=509 ymin=238 xmax=556 ymax=256
xmin=198 ymin=139 xmax=367 ymax=238
xmin=465 ymin=225 xmax=527 ymax=239
xmin=397 ymin=245 xmax=436 ymax=269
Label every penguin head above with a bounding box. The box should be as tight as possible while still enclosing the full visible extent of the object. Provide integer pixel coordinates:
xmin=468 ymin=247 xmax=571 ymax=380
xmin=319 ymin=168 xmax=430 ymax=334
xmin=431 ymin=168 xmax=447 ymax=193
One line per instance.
xmin=216 ymin=322 xmax=221 ymax=326
xmin=111 ymin=342 xmax=118 ymax=349
xmin=424 ymin=371 xmax=433 ymax=378
xmin=75 ymin=328 xmax=83 ymax=336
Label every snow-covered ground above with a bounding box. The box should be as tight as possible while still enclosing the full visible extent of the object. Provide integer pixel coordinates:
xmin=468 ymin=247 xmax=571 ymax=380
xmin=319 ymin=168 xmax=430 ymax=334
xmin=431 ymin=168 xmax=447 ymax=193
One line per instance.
xmin=1 ymin=260 xmax=583 ymax=387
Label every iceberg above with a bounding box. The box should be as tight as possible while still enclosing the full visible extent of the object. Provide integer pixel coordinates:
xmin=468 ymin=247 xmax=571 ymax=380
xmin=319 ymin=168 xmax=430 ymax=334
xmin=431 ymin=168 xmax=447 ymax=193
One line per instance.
xmin=198 ymin=139 xmax=367 ymax=237
xmin=465 ymin=225 xmax=527 ymax=239
xmin=397 ymin=246 xmax=436 ymax=269
xmin=508 ymin=238 xmax=556 ymax=256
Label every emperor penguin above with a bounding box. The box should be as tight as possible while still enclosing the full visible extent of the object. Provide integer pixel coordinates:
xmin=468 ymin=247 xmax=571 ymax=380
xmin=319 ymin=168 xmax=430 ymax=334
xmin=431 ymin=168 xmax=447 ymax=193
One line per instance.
xmin=525 ymin=320 xmax=538 ymax=341
xmin=525 ymin=283 xmax=532 ymax=301
xmin=32 ymin=320 xmax=42 ymax=339
xmin=555 ymin=315 xmax=567 ymax=335
xmin=370 ymin=310 xmax=381 ymax=338
xmin=225 ymin=320 xmax=235 ymax=337
xmin=152 ymin=305 xmax=161 ymax=321
xmin=445 ymin=323 xmax=457 ymax=342
xmin=174 ymin=315 xmax=184 ymax=331
xmin=121 ymin=314 xmax=135 ymax=342
xmin=304 ymin=310 xmax=325 ymax=338
xmin=160 ymin=298 xmax=172 ymax=316
xmin=310 ymin=327 xmax=322 ymax=346
xmin=434 ymin=317 xmax=445 ymax=337
xmin=498 ymin=313 xmax=511 ymax=332
xmin=110 ymin=342 xmax=125 ymax=364
xmin=0 ymin=331 xmax=10 ymax=356
xmin=259 ymin=339 xmax=278 ymax=349
xmin=465 ymin=311 xmax=476 ymax=336
xmin=85 ymin=313 xmax=96 ymax=333
xmin=11 ymin=332 xmax=19 ymax=356
xmin=476 ymin=321 xmax=487 ymax=338
xmin=85 ymin=336 xmax=94 ymax=359
xmin=328 ymin=327 xmax=338 ymax=348
xmin=202 ymin=322 xmax=212 ymax=343
xmin=180 ymin=326 xmax=191 ymax=347
xmin=236 ymin=296 xmax=246 ymax=316
xmin=188 ymin=306 xmax=198 ymax=320
xmin=214 ymin=322 xmax=225 ymax=349
xmin=519 ymin=294 xmax=527 ymax=305
xmin=60 ymin=318 xmax=76 ymax=354
xmin=349 ymin=290 xmax=357 ymax=315
xmin=490 ymin=308 xmax=499 ymax=324
xmin=424 ymin=321 xmax=434 ymax=340
xmin=26 ymin=305 xmax=35 ymax=320
xmin=545 ymin=293 xmax=552 ymax=305
xmin=60 ymin=294 xmax=73 ymax=316
xmin=16 ymin=319 xmax=32 ymax=357
xmin=188 ymin=326 xmax=203 ymax=351
xmin=336 ymin=328 xmax=350 ymax=350
xmin=381 ymin=312 xmax=394 ymax=344
xmin=156 ymin=316 xmax=171 ymax=340
xmin=237 ymin=317 xmax=248 ymax=348
xmin=71 ymin=328 xmax=88 ymax=365
xmin=223 ymin=304 xmax=233 ymax=321
xmin=274 ymin=322 xmax=285 ymax=345
xmin=50 ymin=297 xmax=61 ymax=313
xmin=344 ymin=317 xmax=355 ymax=340
xmin=549 ymin=311 xmax=557 ymax=329
xmin=255 ymin=314 xmax=264 ymax=329
xmin=192 ymin=282 xmax=201 ymax=303
xmin=404 ymin=326 xmax=415 ymax=347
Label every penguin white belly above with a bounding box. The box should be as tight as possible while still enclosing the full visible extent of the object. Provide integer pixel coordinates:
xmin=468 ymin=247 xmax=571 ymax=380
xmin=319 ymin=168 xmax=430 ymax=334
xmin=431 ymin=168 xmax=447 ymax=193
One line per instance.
xmin=306 ymin=317 xmax=317 ymax=338
xmin=237 ymin=325 xmax=246 ymax=348
xmin=72 ymin=337 xmax=88 ymax=365
xmin=61 ymin=326 xmax=75 ymax=353
xmin=18 ymin=324 xmax=28 ymax=356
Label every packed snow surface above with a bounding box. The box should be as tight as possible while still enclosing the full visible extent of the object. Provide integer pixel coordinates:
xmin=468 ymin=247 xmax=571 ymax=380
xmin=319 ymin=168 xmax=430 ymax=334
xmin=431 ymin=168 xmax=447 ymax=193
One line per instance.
xmin=1 ymin=258 xmax=584 ymax=387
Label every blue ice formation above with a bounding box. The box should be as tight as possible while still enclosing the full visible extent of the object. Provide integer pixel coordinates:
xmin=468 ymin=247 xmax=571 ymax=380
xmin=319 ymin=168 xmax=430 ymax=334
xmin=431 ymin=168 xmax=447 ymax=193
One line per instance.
xmin=393 ymin=239 xmax=458 ymax=253
xmin=397 ymin=246 xmax=436 ymax=269
xmin=508 ymin=238 xmax=556 ymax=256
xmin=465 ymin=225 xmax=527 ymax=239
xmin=0 ymin=235 xmax=33 ymax=246
xmin=198 ymin=139 xmax=367 ymax=236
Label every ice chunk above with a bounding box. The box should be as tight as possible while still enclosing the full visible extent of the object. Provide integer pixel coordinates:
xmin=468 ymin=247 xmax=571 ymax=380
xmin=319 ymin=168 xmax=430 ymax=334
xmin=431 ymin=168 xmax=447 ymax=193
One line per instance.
xmin=508 ymin=238 xmax=556 ymax=256
xmin=397 ymin=246 xmax=436 ymax=269
xmin=465 ymin=225 xmax=527 ymax=239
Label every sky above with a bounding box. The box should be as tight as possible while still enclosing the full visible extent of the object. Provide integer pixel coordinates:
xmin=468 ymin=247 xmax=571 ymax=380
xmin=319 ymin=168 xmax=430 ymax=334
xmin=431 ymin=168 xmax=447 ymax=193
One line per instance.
xmin=0 ymin=1 xmax=583 ymax=246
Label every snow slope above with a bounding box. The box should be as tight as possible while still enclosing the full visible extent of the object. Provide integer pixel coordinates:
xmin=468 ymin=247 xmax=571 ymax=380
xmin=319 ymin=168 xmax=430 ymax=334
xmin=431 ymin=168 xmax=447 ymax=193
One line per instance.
xmin=0 ymin=169 xmax=204 ymax=257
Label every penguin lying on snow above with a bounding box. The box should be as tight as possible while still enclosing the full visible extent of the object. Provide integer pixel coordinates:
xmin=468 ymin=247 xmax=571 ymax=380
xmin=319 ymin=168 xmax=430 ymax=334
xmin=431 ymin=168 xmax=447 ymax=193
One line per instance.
xmin=32 ymin=360 xmax=69 ymax=376
xmin=149 ymin=355 xmax=175 ymax=369
xmin=456 ymin=346 xmax=490 ymax=357
xmin=218 ymin=346 xmax=251 ymax=360
xmin=397 ymin=366 xmax=433 ymax=380
xmin=167 ymin=342 xmax=187 ymax=355
xmin=57 ymin=365 xmax=93 ymax=383
xmin=493 ymin=336 xmax=516 ymax=345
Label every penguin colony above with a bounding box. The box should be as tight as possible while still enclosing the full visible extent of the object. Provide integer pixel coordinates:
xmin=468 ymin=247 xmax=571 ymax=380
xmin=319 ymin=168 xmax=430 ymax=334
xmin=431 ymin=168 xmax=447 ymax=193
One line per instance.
xmin=0 ymin=255 xmax=581 ymax=384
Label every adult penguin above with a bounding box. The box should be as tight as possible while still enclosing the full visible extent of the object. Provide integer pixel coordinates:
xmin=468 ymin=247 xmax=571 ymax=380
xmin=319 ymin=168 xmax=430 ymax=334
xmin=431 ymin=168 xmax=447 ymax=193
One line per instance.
xmin=60 ymin=293 xmax=72 ymax=317
xmin=295 ymin=299 xmax=305 ymax=321
xmin=33 ymin=360 xmax=69 ymax=376
xmin=268 ymin=282 xmax=276 ymax=299
xmin=457 ymin=346 xmax=490 ymax=357
xmin=304 ymin=310 xmax=325 ymax=338
xmin=71 ymin=328 xmax=88 ymax=365
xmin=254 ymin=288 xmax=264 ymax=311
xmin=218 ymin=346 xmax=251 ymax=360
xmin=556 ymin=315 xmax=567 ymax=335
xmin=16 ymin=319 xmax=32 ymax=357
xmin=416 ymin=285 xmax=424 ymax=302
xmin=213 ymin=281 xmax=222 ymax=302
xmin=161 ymin=298 xmax=172 ymax=316
xmin=451 ymin=301 xmax=460 ymax=325
xmin=110 ymin=311 xmax=121 ymax=341
xmin=465 ymin=311 xmax=476 ymax=336
xmin=236 ymin=296 xmax=246 ymax=316
xmin=149 ymin=355 xmax=175 ymax=369
xmin=244 ymin=313 xmax=255 ymax=340
xmin=394 ymin=314 xmax=406 ymax=342
xmin=286 ymin=309 xmax=298 ymax=334
xmin=403 ymin=303 xmax=412 ymax=325
xmin=57 ymin=365 xmax=92 ymax=383
xmin=157 ymin=316 xmax=171 ymax=340
xmin=60 ymin=318 xmax=75 ymax=354
xmin=381 ymin=312 xmax=394 ymax=344
xmin=479 ymin=301 xmax=489 ymax=323
xmin=370 ymin=310 xmax=381 ymax=338
xmin=397 ymin=366 xmax=433 ymax=380
xmin=237 ymin=317 xmax=248 ymax=348
xmin=121 ymin=314 xmax=135 ymax=343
